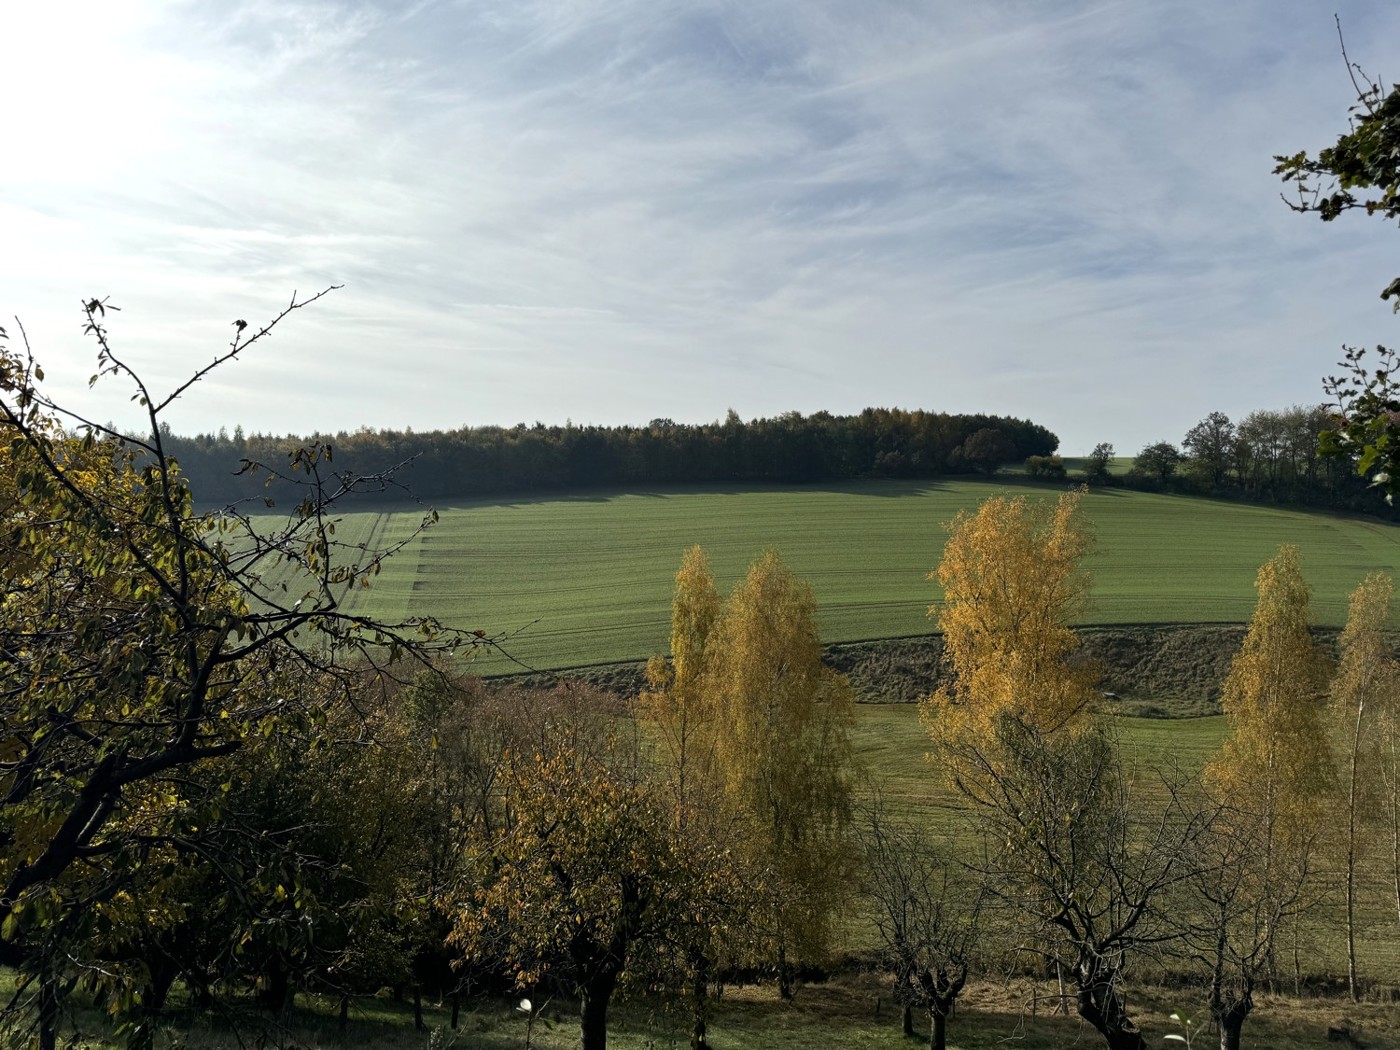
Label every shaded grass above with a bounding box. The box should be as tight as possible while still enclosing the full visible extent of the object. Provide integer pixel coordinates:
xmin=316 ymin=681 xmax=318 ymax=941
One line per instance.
xmin=48 ymin=970 xmax=1400 ymax=1049
xmin=256 ymin=479 xmax=1400 ymax=674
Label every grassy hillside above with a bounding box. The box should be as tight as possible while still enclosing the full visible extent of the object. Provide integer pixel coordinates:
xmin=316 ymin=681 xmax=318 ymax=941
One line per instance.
xmin=261 ymin=479 xmax=1400 ymax=672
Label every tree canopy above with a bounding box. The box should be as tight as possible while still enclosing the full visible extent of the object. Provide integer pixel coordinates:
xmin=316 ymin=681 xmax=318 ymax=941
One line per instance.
xmin=0 ymin=295 xmax=480 ymax=1047
xmin=1275 ymin=49 xmax=1400 ymax=499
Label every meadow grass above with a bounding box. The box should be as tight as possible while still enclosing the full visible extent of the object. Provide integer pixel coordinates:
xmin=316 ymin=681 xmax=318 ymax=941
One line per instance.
xmin=269 ymin=479 xmax=1400 ymax=673
xmin=46 ymin=969 xmax=1400 ymax=1049
xmin=847 ymin=705 xmax=1400 ymax=992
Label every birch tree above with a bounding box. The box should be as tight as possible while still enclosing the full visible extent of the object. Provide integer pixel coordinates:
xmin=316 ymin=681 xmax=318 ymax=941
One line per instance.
xmin=702 ymin=550 xmax=856 ymax=998
xmin=640 ymin=547 xmax=750 ymax=1048
xmin=923 ymin=488 xmax=1098 ymax=779
xmin=1206 ymin=545 xmax=1331 ymax=989
xmin=1329 ymin=572 xmax=1400 ymax=999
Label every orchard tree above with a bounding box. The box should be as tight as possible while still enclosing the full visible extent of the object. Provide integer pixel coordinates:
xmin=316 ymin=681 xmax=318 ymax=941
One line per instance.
xmin=702 ymin=550 xmax=856 ymax=998
xmin=1329 ymin=572 xmax=1400 ymax=1000
xmin=860 ymin=796 xmax=981 ymax=1050
xmin=0 ymin=295 xmax=484 ymax=1047
xmin=942 ymin=715 xmax=1205 ymax=1050
xmin=452 ymin=742 xmax=685 ymax=1050
xmin=1180 ymin=794 xmax=1318 ymax=1050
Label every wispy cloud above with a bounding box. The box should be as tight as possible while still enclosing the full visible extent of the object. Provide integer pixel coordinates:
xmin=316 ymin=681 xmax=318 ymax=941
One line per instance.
xmin=3 ymin=0 xmax=1397 ymax=454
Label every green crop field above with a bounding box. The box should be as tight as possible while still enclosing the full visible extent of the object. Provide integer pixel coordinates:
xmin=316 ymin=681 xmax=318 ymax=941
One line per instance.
xmin=257 ymin=479 xmax=1400 ymax=673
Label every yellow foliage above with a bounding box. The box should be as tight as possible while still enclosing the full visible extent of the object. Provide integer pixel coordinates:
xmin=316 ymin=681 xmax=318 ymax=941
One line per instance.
xmin=1331 ymin=572 xmax=1399 ymax=812
xmin=1208 ymin=545 xmax=1332 ymax=849
xmin=699 ymin=549 xmax=855 ymax=968
xmin=640 ymin=546 xmax=722 ymax=826
xmin=923 ymin=487 xmax=1097 ymax=753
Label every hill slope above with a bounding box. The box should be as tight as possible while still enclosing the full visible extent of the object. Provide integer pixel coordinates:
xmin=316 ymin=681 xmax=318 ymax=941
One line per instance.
xmin=272 ymin=479 xmax=1400 ymax=673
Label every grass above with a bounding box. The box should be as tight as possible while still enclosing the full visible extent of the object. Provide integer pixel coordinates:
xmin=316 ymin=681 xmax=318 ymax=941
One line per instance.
xmin=46 ymin=970 xmax=1400 ymax=1049
xmin=257 ymin=478 xmax=1400 ymax=673
xmin=845 ymin=705 xmax=1400 ymax=989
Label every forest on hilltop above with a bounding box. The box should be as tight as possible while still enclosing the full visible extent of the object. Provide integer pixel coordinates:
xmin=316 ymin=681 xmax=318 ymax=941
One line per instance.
xmin=161 ymin=408 xmax=1057 ymax=503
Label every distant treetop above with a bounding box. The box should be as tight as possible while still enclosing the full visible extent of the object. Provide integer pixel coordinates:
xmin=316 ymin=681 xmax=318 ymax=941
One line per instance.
xmin=164 ymin=408 xmax=1059 ymax=504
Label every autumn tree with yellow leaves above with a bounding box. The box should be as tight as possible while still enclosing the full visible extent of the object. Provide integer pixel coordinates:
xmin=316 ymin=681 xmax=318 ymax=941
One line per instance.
xmin=643 ymin=545 xmax=722 ymax=834
xmin=1329 ymin=572 xmax=1400 ymax=1000
xmin=1209 ymin=545 xmax=1332 ymax=856
xmin=641 ymin=547 xmax=757 ymax=1048
xmin=924 ymin=487 xmax=1098 ymax=764
xmin=923 ymin=489 xmax=1212 ymax=1050
xmin=1204 ymin=545 xmax=1332 ymax=1007
xmin=699 ymin=549 xmax=857 ymax=999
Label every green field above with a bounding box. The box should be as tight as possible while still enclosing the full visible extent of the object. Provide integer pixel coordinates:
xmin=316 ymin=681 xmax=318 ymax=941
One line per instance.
xmin=848 ymin=704 xmax=1400 ymax=990
xmin=267 ymin=479 xmax=1400 ymax=673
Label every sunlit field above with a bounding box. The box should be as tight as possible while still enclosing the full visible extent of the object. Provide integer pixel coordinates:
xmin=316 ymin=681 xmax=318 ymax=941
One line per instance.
xmin=255 ymin=478 xmax=1400 ymax=673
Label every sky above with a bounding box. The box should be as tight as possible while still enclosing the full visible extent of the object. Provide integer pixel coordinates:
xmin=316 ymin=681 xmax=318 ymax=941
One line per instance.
xmin=3 ymin=0 xmax=1398 ymax=456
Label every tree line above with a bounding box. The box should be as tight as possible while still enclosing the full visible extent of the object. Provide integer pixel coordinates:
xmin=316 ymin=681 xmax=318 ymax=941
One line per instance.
xmin=1106 ymin=405 xmax=1391 ymax=516
xmin=159 ymin=408 xmax=1058 ymax=504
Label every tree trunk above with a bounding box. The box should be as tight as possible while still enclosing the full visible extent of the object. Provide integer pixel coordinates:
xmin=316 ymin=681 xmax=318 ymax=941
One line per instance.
xmin=902 ymin=1001 xmax=914 ymax=1038
xmin=1075 ymin=970 xmax=1147 ymax=1050
xmin=1390 ymin=737 xmax=1400 ymax=928
xmin=147 ymin=960 xmax=176 ymax=1014
xmin=339 ymin=993 xmax=350 ymax=1033
xmin=413 ymin=985 xmax=426 ymax=1031
xmin=1211 ymin=997 xmax=1251 ymax=1050
xmin=262 ymin=962 xmax=293 ymax=1014
xmin=579 ymin=967 xmax=621 ymax=1050
xmin=929 ymin=1009 xmax=947 ymax=1050
xmin=690 ymin=947 xmax=710 ymax=1049
xmin=451 ymin=992 xmax=460 ymax=1030
xmin=38 ymin=971 xmax=58 ymax=1050
xmin=1346 ymin=697 xmax=1364 ymax=1002
xmin=580 ymin=987 xmax=612 ymax=1050
xmin=777 ymin=942 xmax=794 ymax=1001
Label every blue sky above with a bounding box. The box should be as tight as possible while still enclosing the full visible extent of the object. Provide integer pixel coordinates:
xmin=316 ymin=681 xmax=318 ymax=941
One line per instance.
xmin=3 ymin=0 xmax=1398 ymax=456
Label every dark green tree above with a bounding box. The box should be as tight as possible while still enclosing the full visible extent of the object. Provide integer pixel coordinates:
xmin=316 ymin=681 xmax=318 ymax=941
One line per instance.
xmin=1182 ymin=411 xmax=1237 ymax=488
xmin=1083 ymin=442 xmax=1116 ymax=484
xmin=955 ymin=427 xmax=1018 ymax=476
xmin=1129 ymin=441 xmax=1183 ymax=486
xmin=1275 ymin=38 xmax=1400 ymax=499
